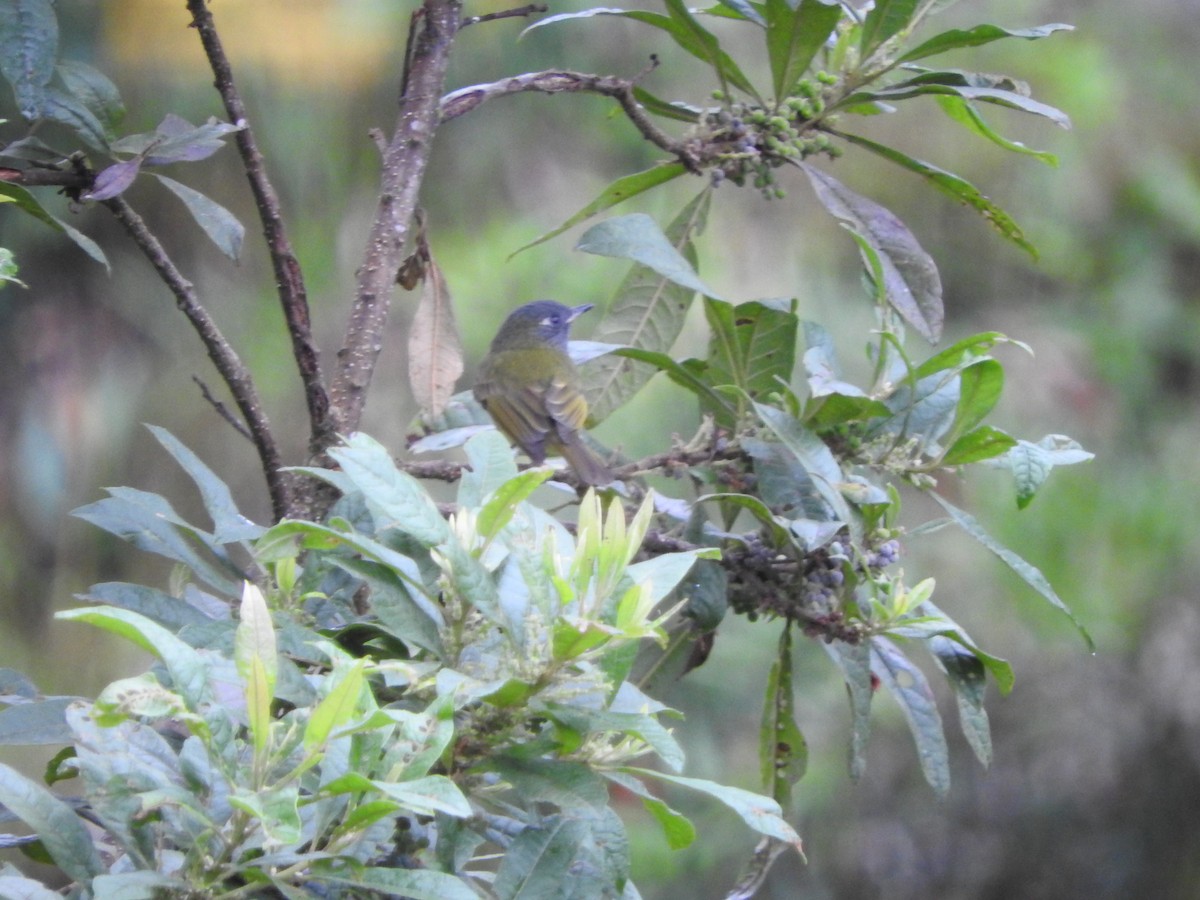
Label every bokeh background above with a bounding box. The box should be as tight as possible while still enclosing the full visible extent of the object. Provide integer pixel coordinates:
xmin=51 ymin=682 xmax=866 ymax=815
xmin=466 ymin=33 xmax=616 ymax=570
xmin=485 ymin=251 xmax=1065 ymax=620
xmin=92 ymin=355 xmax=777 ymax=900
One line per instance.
xmin=2 ymin=0 xmax=1199 ymax=896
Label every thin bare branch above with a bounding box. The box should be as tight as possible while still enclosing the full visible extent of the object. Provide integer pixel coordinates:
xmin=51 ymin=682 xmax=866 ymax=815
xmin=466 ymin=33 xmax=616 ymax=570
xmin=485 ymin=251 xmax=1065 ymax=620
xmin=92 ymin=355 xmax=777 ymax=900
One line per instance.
xmin=438 ymin=62 xmax=703 ymax=172
xmin=461 ymin=3 xmax=547 ymax=27
xmin=193 ymin=375 xmax=253 ymax=442
xmin=327 ymin=0 xmax=463 ymax=440
xmin=186 ymin=0 xmax=332 ymax=461
xmin=724 ymin=838 xmax=791 ymax=900
xmin=102 ymin=196 xmax=290 ymax=520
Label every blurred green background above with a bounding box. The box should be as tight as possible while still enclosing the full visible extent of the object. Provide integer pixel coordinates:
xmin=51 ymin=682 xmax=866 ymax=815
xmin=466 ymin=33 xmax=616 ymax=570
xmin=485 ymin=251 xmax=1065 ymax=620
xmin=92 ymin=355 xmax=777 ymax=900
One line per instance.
xmin=2 ymin=0 xmax=1199 ymax=896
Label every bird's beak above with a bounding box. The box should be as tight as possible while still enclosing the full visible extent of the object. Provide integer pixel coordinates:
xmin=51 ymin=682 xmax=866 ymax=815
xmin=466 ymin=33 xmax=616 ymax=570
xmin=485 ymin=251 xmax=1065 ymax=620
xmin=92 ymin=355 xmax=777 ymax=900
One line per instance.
xmin=568 ymin=304 xmax=594 ymax=322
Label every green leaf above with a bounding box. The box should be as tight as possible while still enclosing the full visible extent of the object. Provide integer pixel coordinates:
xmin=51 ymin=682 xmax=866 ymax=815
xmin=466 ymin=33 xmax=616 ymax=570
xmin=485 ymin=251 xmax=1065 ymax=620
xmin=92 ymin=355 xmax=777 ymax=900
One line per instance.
xmin=153 ymin=174 xmax=245 ymax=261
xmin=56 ymin=606 xmax=214 ymax=708
xmin=823 ymin=640 xmax=872 ymax=780
xmin=477 ymin=469 xmax=554 ymax=543
xmin=930 ymin=492 xmax=1094 ymax=649
xmin=0 ymin=698 xmax=73 ymax=745
xmin=899 ymin=22 xmax=1074 ymax=64
xmin=712 ymin=0 xmax=765 ymax=26
xmin=329 ymin=433 xmax=450 ymax=546
xmin=492 ymin=756 xmax=609 ymax=810
xmin=576 ymin=213 xmax=724 ymax=300
xmin=585 ymin=189 xmax=712 ymax=422
xmin=331 ymin=868 xmax=476 ymax=900
xmin=660 ymin=0 xmax=760 ymax=98
xmin=928 ymin=635 xmax=992 ymax=768
xmin=704 ymin=297 xmax=798 ymax=413
xmin=753 ymin=403 xmax=853 ymax=528
xmin=765 ymin=0 xmax=841 ymax=101
xmin=235 ymin=583 xmax=276 ymax=755
xmin=56 ymin=59 xmax=124 ymax=134
xmin=935 ymin=95 xmax=1058 ymax=166
xmin=0 ymin=762 xmax=103 ymax=883
xmin=859 ymin=0 xmax=919 ymax=56
xmin=72 ymin=490 xmax=243 ymax=595
xmin=609 ymin=346 xmax=738 ymax=421
xmin=333 ymin=557 xmax=445 ymax=656
xmin=632 ymin=85 xmax=704 ymax=122
xmin=625 ymin=767 xmax=803 ymax=851
xmin=760 ymin=625 xmax=807 ymax=808
xmin=626 ymin=548 xmax=718 ymax=609
xmin=941 ymin=425 xmax=1016 ymax=466
xmin=700 ymin=492 xmax=792 ymax=548
xmin=147 ymin=424 xmax=263 ymax=544
xmin=493 ymin=815 xmax=597 ymax=900
xmin=0 ymin=0 xmax=58 ymax=119
xmin=861 ymin=78 xmax=1071 ymax=128
xmin=79 ymin=581 xmax=219 ymax=631
xmin=943 ymin=359 xmax=1004 ymax=448
xmin=870 ymin=637 xmax=951 ymax=796
xmin=912 ymin=331 xmax=1016 ymax=380
xmin=304 ymin=660 xmax=366 ymax=751
xmin=458 ymin=429 xmax=520 ymax=508
xmin=42 ymin=85 xmax=109 ymax=151
xmin=801 ymin=163 xmax=943 ymax=341
xmin=1000 ymin=435 xmax=1093 ymax=509
xmin=0 ymin=182 xmax=109 ymax=269
xmin=602 ymin=770 xmax=696 ymax=849
xmin=509 ymin=162 xmax=687 ymax=257
xmin=833 ymin=130 xmax=1037 ymax=257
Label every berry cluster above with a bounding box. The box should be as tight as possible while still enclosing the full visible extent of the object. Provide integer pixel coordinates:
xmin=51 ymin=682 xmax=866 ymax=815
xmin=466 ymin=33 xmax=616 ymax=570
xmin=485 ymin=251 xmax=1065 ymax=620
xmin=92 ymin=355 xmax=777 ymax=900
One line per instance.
xmin=703 ymin=75 xmax=842 ymax=200
xmin=724 ymin=530 xmax=902 ymax=641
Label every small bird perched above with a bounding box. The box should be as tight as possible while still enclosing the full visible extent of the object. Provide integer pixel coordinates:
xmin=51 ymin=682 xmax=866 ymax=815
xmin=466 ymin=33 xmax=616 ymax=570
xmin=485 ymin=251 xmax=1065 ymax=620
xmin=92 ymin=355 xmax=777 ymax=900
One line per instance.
xmin=473 ymin=300 xmax=613 ymax=486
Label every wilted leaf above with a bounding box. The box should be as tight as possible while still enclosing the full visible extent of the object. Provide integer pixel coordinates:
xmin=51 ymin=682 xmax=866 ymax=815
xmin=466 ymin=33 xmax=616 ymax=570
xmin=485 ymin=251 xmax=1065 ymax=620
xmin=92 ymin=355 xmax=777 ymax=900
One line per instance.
xmin=801 ymin=164 xmax=943 ymax=341
xmin=407 ymin=261 xmax=464 ymax=419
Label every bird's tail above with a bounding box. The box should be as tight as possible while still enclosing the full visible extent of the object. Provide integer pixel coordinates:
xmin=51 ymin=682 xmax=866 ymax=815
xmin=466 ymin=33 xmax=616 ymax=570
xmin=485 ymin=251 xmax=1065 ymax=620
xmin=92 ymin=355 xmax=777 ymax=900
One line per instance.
xmin=558 ymin=433 xmax=614 ymax=486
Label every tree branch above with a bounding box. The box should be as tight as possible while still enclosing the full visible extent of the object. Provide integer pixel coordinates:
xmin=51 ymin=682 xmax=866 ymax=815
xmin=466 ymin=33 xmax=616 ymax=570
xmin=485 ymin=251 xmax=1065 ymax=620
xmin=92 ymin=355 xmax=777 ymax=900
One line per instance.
xmin=326 ymin=0 xmax=462 ymax=440
xmin=103 ymin=196 xmax=290 ymax=520
xmin=461 ymin=3 xmax=546 ymax=27
xmin=438 ymin=63 xmax=703 ymax=172
xmin=186 ymin=0 xmax=331 ymax=464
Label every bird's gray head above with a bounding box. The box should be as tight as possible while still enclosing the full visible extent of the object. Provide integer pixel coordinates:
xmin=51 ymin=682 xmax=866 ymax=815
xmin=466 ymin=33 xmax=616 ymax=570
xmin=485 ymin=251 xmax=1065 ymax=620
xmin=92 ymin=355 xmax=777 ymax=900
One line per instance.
xmin=491 ymin=301 xmax=593 ymax=352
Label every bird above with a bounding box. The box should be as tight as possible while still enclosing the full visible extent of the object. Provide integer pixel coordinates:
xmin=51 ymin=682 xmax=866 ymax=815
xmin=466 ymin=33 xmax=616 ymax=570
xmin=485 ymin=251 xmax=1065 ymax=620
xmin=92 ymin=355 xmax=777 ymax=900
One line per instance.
xmin=473 ymin=300 xmax=613 ymax=486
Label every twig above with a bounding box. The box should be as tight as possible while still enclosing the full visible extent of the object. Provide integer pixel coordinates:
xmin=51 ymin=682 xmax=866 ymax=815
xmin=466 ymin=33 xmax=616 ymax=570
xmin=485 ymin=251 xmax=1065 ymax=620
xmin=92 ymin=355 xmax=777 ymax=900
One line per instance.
xmin=186 ymin=0 xmax=332 ymax=464
xmin=103 ymin=196 xmax=290 ymax=520
xmin=724 ymin=838 xmax=792 ymax=900
xmin=193 ymin=375 xmax=253 ymax=442
xmin=327 ymin=0 xmax=462 ymax=441
xmin=438 ymin=62 xmax=703 ymax=172
xmin=461 ymin=3 xmax=547 ymax=27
